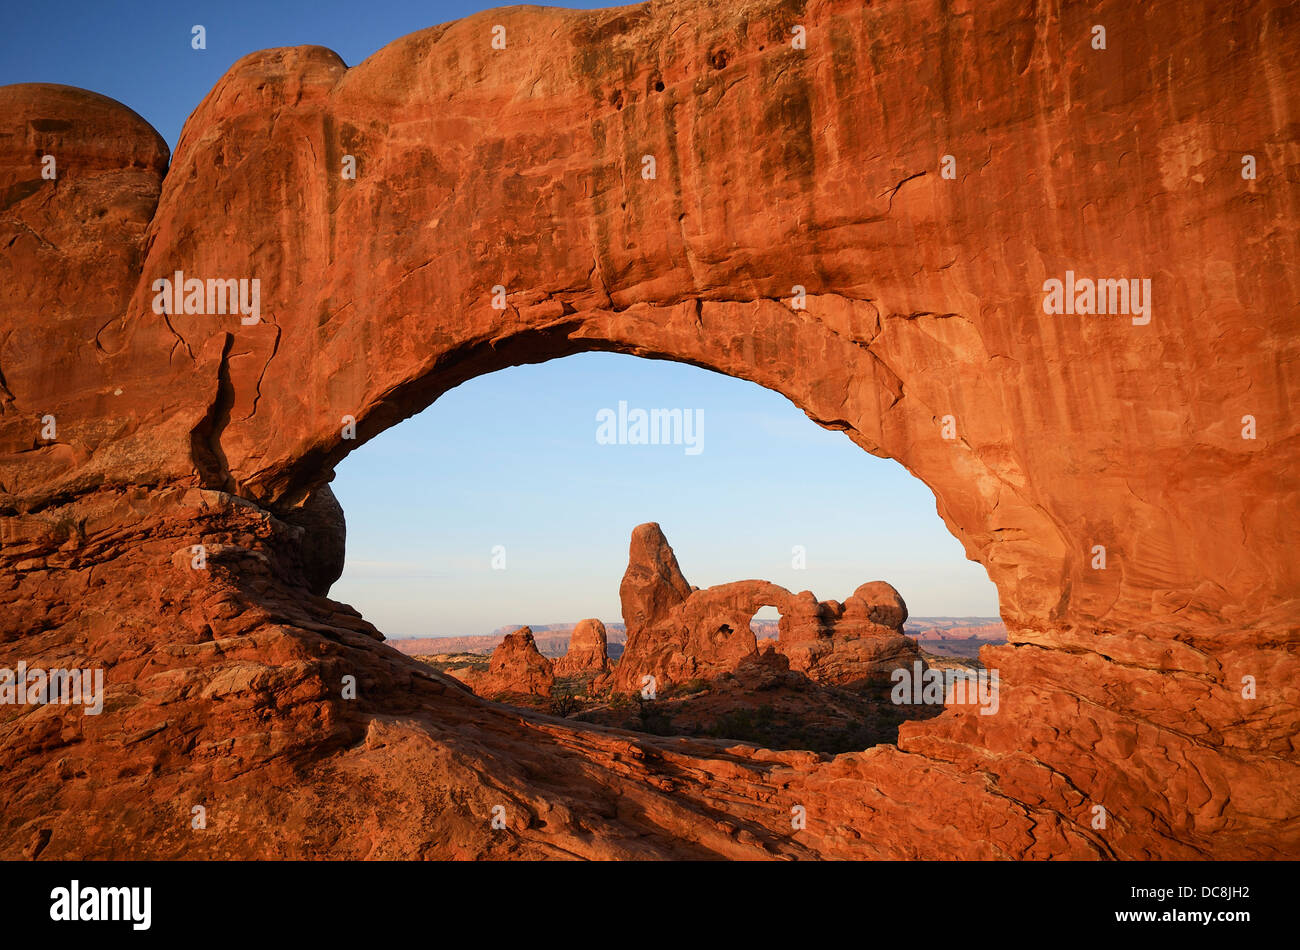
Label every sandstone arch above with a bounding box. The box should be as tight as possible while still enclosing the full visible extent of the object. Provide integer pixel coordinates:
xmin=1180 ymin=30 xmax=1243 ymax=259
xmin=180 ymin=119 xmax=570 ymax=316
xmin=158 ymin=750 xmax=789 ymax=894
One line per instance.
xmin=611 ymin=522 xmax=925 ymax=694
xmin=0 ymin=0 xmax=1296 ymax=859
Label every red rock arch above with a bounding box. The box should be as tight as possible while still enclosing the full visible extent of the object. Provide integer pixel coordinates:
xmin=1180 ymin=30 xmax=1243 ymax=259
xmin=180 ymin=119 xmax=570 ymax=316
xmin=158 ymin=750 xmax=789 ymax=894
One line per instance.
xmin=0 ymin=0 xmax=1296 ymax=858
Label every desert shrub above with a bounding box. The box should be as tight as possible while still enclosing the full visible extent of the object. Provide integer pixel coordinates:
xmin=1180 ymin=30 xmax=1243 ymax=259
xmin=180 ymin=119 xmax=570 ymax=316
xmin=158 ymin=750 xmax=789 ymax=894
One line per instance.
xmin=633 ymin=694 xmax=674 ymax=735
xmin=549 ymin=686 xmax=580 ymax=718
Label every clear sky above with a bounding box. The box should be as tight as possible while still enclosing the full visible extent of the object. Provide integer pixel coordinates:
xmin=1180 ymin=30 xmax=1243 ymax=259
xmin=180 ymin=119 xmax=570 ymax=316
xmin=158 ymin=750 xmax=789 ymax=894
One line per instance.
xmin=3 ymin=1 xmax=1000 ymax=637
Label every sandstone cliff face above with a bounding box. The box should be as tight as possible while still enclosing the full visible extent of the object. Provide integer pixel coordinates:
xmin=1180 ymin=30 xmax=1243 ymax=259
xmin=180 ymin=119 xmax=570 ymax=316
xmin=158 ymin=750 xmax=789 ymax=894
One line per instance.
xmin=0 ymin=0 xmax=1297 ymax=859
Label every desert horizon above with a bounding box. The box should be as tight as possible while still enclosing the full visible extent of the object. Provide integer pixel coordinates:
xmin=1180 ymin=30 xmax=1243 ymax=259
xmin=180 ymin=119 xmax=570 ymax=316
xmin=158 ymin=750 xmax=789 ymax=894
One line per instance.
xmin=386 ymin=614 xmax=1007 ymax=649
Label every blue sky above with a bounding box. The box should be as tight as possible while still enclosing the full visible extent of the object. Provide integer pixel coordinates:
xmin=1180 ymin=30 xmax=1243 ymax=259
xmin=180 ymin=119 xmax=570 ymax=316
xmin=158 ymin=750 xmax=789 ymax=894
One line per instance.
xmin=3 ymin=1 xmax=1000 ymax=637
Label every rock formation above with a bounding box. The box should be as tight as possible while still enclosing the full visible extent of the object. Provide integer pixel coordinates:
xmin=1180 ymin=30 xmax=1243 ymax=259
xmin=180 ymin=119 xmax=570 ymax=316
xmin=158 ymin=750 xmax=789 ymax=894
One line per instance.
xmin=0 ymin=0 xmax=1296 ymax=859
xmin=453 ymin=627 xmax=554 ymax=699
xmin=778 ymin=582 xmax=922 ymax=690
xmin=554 ymin=619 xmax=610 ymax=677
xmin=613 ymin=524 xmax=925 ymax=693
xmin=619 ymin=524 xmax=696 ymax=634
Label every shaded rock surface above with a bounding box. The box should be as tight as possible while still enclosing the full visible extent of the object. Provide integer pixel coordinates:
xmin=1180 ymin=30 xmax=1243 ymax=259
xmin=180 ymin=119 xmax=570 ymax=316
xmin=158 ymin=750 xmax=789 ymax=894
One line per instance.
xmin=579 ymin=644 xmax=939 ymax=754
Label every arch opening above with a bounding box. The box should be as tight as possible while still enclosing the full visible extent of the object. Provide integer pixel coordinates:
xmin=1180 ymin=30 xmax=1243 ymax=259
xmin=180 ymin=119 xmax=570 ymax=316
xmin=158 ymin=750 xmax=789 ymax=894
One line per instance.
xmin=750 ymin=604 xmax=780 ymax=644
xmin=327 ymin=351 xmax=1003 ymax=754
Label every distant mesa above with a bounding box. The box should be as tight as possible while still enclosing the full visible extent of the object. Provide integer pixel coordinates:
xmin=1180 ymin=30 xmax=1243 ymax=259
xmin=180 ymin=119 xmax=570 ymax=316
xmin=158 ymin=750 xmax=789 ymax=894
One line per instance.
xmin=390 ymin=624 xmax=628 ymax=659
xmin=907 ymin=620 xmax=1006 ymax=659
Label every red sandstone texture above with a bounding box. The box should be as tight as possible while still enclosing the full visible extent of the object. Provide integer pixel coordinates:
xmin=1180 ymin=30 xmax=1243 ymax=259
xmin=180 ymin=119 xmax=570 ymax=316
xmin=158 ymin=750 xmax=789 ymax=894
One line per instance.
xmin=553 ymin=619 xmax=611 ymax=677
xmin=613 ymin=523 xmax=924 ymax=692
xmin=451 ymin=627 xmax=555 ymax=699
xmin=0 ymin=0 xmax=1297 ymax=859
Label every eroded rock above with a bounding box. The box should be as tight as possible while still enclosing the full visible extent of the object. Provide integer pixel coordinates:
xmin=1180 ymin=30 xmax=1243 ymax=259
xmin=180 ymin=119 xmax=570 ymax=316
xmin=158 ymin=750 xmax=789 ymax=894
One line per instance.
xmin=613 ymin=524 xmax=926 ymax=694
xmin=454 ymin=627 xmax=554 ymax=699
xmin=554 ymin=618 xmax=610 ymax=677
xmin=0 ymin=0 xmax=1296 ymax=860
